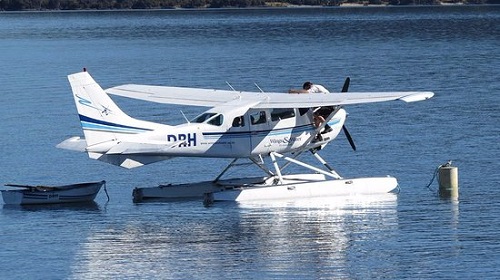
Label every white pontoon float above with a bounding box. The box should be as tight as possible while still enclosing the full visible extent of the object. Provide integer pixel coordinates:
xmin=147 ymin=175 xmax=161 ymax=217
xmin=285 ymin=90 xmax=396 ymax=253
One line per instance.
xmin=132 ymin=152 xmax=398 ymax=204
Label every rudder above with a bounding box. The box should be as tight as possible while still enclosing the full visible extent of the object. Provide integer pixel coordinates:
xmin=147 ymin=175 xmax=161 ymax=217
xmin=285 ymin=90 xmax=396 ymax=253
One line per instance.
xmin=68 ymin=70 xmax=154 ymax=147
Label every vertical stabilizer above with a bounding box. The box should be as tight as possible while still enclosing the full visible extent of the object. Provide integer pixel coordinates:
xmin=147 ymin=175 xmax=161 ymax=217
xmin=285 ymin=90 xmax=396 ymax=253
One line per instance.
xmin=68 ymin=70 xmax=156 ymax=147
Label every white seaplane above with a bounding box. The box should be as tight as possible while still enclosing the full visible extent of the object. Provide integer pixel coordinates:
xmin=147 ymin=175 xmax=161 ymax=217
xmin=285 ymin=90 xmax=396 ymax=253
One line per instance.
xmin=57 ymin=69 xmax=433 ymax=203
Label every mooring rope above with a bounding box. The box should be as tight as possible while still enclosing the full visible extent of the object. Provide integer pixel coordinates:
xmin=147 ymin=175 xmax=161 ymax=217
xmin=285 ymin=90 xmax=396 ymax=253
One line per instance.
xmin=103 ymin=181 xmax=110 ymax=202
xmin=425 ymin=161 xmax=453 ymax=194
xmin=425 ymin=164 xmax=442 ymax=194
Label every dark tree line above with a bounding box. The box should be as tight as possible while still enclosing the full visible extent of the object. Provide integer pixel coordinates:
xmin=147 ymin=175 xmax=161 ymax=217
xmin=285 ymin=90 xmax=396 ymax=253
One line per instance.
xmin=1 ymin=0 xmax=498 ymax=10
xmin=0 ymin=0 xmax=264 ymax=9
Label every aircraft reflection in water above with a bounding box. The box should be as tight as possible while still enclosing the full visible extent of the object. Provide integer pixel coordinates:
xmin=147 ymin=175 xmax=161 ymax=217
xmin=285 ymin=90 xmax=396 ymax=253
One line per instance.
xmin=69 ymin=194 xmax=398 ymax=279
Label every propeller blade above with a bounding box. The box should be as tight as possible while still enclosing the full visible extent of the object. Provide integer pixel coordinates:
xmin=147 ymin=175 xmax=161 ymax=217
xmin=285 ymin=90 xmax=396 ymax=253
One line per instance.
xmin=342 ymin=125 xmax=356 ymax=151
xmin=341 ymin=77 xmax=350 ymax=93
xmin=340 ymin=77 xmax=355 ymax=150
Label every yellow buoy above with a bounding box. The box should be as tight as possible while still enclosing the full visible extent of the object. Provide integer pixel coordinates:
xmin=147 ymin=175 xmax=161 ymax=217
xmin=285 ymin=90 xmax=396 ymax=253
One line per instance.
xmin=438 ymin=161 xmax=458 ymax=199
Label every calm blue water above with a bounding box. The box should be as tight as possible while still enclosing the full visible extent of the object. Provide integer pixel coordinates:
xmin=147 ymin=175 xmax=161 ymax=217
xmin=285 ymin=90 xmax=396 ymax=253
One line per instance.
xmin=1 ymin=6 xmax=499 ymax=279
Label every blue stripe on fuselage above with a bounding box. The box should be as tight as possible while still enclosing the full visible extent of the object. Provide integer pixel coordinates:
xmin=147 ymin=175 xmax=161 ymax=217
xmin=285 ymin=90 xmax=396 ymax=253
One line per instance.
xmin=79 ymin=115 xmax=152 ymax=133
xmin=202 ymin=119 xmax=340 ymax=139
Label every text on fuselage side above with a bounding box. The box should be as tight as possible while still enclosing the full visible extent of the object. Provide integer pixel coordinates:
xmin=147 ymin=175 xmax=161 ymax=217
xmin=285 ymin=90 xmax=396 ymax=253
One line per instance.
xmin=167 ymin=133 xmax=196 ymax=147
xmin=269 ymin=136 xmax=302 ymax=145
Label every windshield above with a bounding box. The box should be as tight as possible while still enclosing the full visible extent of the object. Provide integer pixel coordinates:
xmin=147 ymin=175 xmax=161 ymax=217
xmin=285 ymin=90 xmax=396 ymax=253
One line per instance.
xmin=192 ymin=113 xmax=223 ymax=126
xmin=192 ymin=113 xmax=216 ymax=123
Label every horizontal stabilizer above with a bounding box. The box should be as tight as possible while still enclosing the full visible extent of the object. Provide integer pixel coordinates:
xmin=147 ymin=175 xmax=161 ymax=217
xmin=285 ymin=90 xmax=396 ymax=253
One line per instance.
xmin=88 ymin=152 xmax=173 ymax=169
xmin=56 ymin=136 xmax=87 ymax=152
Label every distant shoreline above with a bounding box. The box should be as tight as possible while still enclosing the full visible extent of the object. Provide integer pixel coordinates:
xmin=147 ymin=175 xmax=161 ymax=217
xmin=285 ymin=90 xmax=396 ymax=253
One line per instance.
xmin=1 ymin=1 xmax=497 ymax=12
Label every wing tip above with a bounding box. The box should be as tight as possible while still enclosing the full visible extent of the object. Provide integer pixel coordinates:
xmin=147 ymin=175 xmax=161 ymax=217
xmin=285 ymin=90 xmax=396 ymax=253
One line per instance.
xmin=399 ymin=91 xmax=435 ymax=103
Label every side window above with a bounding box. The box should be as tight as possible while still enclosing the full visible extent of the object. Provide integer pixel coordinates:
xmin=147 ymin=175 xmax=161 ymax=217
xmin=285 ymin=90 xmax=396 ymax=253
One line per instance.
xmin=250 ymin=111 xmax=267 ymax=125
xmin=271 ymin=108 xmax=295 ymax=121
xmin=232 ymin=116 xmax=245 ymax=127
xmin=298 ymin=108 xmax=309 ymax=116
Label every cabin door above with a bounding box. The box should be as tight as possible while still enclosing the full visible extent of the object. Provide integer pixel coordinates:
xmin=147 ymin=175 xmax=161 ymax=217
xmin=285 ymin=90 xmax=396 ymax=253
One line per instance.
xmin=247 ymin=109 xmax=272 ymax=154
xmin=228 ymin=114 xmax=252 ymax=157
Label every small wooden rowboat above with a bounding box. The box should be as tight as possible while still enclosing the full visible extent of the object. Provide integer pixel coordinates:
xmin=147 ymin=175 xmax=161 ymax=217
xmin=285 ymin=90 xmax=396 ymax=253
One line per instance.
xmin=1 ymin=180 xmax=105 ymax=205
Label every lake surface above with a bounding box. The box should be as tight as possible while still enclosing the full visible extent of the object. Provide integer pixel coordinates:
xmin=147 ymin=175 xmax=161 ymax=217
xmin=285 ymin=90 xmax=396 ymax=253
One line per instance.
xmin=1 ymin=6 xmax=499 ymax=279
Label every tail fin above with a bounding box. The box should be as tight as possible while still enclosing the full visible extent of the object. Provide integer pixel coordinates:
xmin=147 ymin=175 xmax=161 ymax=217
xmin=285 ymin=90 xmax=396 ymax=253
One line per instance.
xmin=68 ymin=70 xmax=156 ymax=147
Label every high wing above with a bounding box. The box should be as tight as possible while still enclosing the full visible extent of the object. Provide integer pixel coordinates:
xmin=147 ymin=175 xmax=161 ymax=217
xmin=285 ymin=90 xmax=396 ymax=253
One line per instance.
xmin=105 ymin=84 xmax=434 ymax=109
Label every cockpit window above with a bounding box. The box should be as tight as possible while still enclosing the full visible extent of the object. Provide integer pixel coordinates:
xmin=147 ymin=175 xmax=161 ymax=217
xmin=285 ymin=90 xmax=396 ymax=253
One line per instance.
xmin=271 ymin=108 xmax=295 ymax=121
xmin=208 ymin=114 xmax=223 ymax=126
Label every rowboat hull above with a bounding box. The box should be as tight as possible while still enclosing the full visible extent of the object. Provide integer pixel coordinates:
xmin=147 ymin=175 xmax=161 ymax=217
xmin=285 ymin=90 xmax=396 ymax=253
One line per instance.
xmin=1 ymin=181 xmax=105 ymax=205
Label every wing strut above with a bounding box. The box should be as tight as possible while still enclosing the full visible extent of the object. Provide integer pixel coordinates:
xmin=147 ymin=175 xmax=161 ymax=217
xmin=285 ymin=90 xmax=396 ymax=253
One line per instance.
xmin=310 ymin=151 xmax=342 ymax=179
xmin=271 ymin=152 xmax=343 ymax=182
xmin=213 ymin=157 xmax=275 ymax=184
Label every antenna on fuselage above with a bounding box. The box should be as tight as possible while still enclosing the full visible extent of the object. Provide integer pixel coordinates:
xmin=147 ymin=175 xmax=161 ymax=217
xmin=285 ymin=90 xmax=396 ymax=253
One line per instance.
xmin=254 ymin=83 xmax=265 ymax=93
xmin=180 ymin=110 xmax=190 ymax=124
xmin=226 ymin=81 xmax=236 ymax=91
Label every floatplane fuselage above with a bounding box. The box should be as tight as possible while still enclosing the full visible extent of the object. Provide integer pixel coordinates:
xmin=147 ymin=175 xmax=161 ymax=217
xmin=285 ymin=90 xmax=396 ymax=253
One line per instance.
xmin=58 ymin=70 xmax=433 ymax=202
xmin=78 ymin=106 xmax=344 ymax=165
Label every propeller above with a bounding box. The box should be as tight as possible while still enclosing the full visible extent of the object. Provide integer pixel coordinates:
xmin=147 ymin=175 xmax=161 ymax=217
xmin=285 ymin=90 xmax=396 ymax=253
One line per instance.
xmin=342 ymin=125 xmax=356 ymax=151
xmin=341 ymin=77 xmax=350 ymax=93
xmin=340 ymin=77 xmax=356 ymax=151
